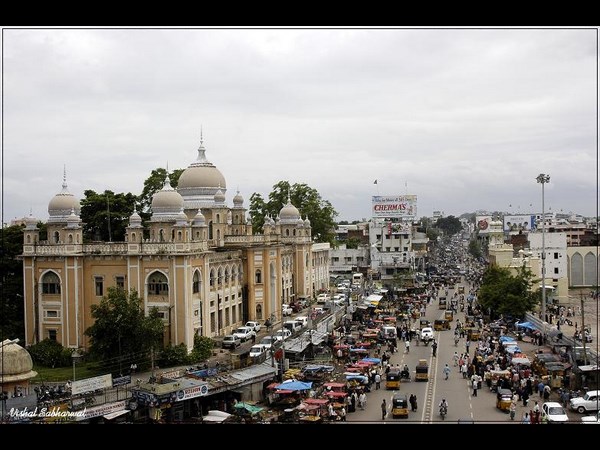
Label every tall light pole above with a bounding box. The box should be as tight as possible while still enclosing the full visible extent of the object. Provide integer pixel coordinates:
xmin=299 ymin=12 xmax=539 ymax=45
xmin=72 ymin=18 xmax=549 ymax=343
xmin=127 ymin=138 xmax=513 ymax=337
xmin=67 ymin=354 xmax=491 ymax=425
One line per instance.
xmin=536 ymin=173 xmax=550 ymax=342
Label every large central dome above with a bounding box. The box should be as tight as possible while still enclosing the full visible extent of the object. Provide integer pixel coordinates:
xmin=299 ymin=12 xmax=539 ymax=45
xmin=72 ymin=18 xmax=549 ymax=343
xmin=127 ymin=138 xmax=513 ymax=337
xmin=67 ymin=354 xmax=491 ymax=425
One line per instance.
xmin=178 ymin=136 xmax=227 ymax=210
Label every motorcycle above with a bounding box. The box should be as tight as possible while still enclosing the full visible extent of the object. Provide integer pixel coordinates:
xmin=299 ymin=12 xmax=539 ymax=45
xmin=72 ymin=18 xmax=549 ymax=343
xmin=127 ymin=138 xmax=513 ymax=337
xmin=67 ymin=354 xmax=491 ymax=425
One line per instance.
xmin=439 ymin=404 xmax=447 ymax=420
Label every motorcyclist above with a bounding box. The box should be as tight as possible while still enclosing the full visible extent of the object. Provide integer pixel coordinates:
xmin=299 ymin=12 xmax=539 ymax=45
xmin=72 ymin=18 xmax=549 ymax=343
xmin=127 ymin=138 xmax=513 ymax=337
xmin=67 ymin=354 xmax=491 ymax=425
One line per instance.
xmin=439 ymin=398 xmax=448 ymax=416
xmin=402 ymin=364 xmax=410 ymax=379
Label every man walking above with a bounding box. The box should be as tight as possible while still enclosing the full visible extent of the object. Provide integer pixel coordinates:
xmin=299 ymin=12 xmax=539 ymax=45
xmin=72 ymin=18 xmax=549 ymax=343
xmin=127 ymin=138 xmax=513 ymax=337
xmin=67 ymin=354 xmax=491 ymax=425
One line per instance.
xmin=381 ymin=399 xmax=387 ymax=420
xmin=443 ymin=363 xmax=451 ymax=380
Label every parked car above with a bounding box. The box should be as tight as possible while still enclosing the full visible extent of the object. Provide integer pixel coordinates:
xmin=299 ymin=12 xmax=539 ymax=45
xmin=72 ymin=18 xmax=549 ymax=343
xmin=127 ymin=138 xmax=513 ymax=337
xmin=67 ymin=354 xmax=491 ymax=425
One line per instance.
xmin=245 ymin=321 xmax=261 ymax=332
xmin=294 ymin=316 xmax=309 ymax=328
xmin=274 ymin=329 xmax=292 ymax=341
xmin=542 ymin=402 xmax=569 ymax=423
xmin=222 ymin=335 xmax=241 ymax=349
xmin=232 ymin=326 xmax=256 ymax=342
xmin=249 ymin=344 xmax=268 ymax=358
xmin=570 ymin=390 xmax=600 ymax=414
xmin=259 ymin=336 xmax=276 ymax=349
xmin=282 ymin=304 xmax=293 ymax=316
xmin=581 ymin=411 xmax=600 ymax=424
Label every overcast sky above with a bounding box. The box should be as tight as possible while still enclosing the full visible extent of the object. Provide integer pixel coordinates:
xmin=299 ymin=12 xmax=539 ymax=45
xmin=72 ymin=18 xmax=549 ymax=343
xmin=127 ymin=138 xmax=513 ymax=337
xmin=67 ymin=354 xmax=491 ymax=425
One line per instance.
xmin=1 ymin=28 xmax=598 ymax=225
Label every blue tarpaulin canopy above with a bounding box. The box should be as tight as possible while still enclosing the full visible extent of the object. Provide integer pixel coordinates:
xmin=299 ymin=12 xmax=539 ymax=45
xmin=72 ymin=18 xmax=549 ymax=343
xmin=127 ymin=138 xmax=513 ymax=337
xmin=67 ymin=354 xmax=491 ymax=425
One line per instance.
xmin=499 ymin=336 xmax=516 ymax=343
xmin=274 ymin=380 xmax=313 ymax=391
xmin=516 ymin=322 xmax=537 ymax=330
xmin=505 ymin=345 xmax=522 ymax=354
xmin=361 ymin=357 xmax=381 ymax=364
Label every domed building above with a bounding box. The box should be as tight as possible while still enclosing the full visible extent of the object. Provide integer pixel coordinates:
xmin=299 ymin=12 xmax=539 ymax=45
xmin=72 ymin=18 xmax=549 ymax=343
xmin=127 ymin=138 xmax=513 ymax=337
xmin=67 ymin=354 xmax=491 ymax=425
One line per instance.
xmin=0 ymin=339 xmax=38 ymax=396
xmin=21 ymin=136 xmax=330 ymax=354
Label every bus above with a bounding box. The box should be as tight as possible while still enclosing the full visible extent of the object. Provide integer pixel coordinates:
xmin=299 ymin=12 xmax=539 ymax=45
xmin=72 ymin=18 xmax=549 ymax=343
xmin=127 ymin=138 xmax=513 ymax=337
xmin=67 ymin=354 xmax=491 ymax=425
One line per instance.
xmin=352 ymin=273 xmax=363 ymax=285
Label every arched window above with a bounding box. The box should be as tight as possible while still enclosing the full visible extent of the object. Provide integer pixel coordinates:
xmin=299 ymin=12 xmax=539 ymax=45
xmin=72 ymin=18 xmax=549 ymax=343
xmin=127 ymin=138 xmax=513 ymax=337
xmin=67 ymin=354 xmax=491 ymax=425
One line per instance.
xmin=217 ymin=268 xmax=223 ymax=285
xmin=224 ymin=267 xmax=230 ymax=283
xmin=171 ymin=229 xmax=175 ymax=241
xmin=42 ymin=272 xmax=61 ymax=294
xmin=216 ymin=214 xmax=220 ymax=224
xmin=159 ymin=229 xmax=165 ymax=242
xmin=178 ymin=231 xmax=182 ymax=241
xmin=132 ymin=232 xmax=136 ymax=242
xmin=54 ymin=231 xmax=60 ymax=243
xmin=286 ymin=229 xmax=290 ymax=236
xmin=68 ymin=234 xmax=73 ymax=244
xmin=293 ymin=229 xmax=296 ymax=236
xmin=210 ymin=269 xmax=216 ymax=288
xmin=193 ymin=270 xmax=201 ymax=294
xmin=217 ymin=229 xmax=221 ymax=241
xmin=255 ymin=269 xmax=262 ymax=284
xmin=256 ymin=304 xmax=263 ymax=320
xmin=232 ymin=266 xmax=237 ymax=283
xmin=584 ymin=252 xmax=597 ymax=286
xmin=26 ymin=235 xmax=31 ymax=244
xmin=571 ymin=253 xmax=583 ymax=286
xmin=208 ymin=221 xmax=213 ymax=239
xmin=147 ymin=272 xmax=169 ymax=295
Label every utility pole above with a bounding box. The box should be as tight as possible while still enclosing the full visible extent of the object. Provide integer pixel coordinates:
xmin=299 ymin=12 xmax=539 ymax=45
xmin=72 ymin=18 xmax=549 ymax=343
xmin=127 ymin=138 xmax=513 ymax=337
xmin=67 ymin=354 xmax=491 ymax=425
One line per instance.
xmin=579 ymin=291 xmax=588 ymax=366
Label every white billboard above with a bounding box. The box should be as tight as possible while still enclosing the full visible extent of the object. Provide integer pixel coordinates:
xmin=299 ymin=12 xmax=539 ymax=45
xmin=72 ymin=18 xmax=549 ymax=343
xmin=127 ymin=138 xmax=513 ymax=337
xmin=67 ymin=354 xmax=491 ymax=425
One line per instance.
xmin=72 ymin=373 xmax=113 ymax=395
xmin=503 ymin=215 xmax=535 ymax=232
xmin=475 ymin=216 xmax=493 ymax=235
xmin=372 ymin=195 xmax=417 ymax=219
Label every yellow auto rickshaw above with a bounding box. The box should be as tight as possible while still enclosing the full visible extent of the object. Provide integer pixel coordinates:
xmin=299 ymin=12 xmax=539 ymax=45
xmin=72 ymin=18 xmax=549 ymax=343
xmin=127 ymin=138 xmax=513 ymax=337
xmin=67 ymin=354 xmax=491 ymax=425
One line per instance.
xmin=434 ymin=319 xmax=450 ymax=331
xmin=391 ymin=393 xmax=409 ymax=418
xmin=466 ymin=327 xmax=480 ymax=341
xmin=385 ymin=370 xmax=400 ymax=390
xmin=496 ymin=388 xmax=513 ymax=412
xmin=415 ymin=359 xmax=429 ymax=381
xmin=419 ymin=318 xmax=431 ymax=329
xmin=444 ymin=310 xmax=454 ymax=321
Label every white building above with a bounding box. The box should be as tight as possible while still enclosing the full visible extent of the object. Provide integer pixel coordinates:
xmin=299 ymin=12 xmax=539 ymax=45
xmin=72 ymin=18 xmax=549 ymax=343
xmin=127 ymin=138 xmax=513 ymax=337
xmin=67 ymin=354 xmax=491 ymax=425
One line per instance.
xmin=528 ymin=231 xmax=568 ymax=301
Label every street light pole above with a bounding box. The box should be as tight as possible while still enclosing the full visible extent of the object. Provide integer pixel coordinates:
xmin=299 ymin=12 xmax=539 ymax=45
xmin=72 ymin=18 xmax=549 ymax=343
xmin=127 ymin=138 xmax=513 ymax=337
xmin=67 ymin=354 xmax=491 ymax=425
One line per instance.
xmin=536 ymin=173 xmax=550 ymax=342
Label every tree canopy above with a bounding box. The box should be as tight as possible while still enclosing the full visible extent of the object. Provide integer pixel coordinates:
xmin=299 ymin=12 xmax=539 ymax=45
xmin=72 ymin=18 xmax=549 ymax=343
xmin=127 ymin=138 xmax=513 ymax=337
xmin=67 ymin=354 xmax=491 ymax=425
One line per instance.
xmin=435 ymin=215 xmax=462 ymax=236
xmin=249 ymin=181 xmax=338 ymax=244
xmin=0 ymin=224 xmax=25 ymax=342
xmin=477 ymin=265 xmax=538 ymax=320
xmin=80 ymin=190 xmax=140 ymax=242
xmin=84 ymin=287 xmax=164 ymax=370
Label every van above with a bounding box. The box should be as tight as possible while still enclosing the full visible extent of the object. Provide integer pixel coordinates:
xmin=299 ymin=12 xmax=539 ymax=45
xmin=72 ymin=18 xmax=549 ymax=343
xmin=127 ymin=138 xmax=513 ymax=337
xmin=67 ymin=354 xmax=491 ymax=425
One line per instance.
xmin=283 ymin=320 xmax=301 ymax=334
xmin=294 ymin=316 xmax=309 ymax=328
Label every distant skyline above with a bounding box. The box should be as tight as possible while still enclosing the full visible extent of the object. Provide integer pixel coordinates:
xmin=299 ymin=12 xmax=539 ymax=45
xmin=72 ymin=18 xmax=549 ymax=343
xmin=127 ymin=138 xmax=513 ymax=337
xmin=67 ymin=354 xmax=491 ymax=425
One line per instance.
xmin=2 ymin=27 xmax=598 ymax=225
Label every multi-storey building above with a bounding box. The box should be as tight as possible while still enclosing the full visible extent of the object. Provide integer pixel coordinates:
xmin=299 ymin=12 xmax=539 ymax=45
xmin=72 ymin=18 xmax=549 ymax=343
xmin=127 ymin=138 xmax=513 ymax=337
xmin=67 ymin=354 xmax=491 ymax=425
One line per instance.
xmin=21 ymin=138 xmax=326 ymax=351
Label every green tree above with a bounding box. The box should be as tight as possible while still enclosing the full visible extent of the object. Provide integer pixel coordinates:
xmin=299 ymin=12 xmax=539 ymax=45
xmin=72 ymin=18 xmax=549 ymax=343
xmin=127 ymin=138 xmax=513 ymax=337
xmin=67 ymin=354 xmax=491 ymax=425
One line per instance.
xmin=189 ymin=335 xmax=215 ymax=363
xmin=80 ymin=190 xmax=140 ymax=242
xmin=0 ymin=224 xmax=25 ymax=342
xmin=345 ymin=237 xmax=362 ymax=249
xmin=468 ymin=239 xmax=483 ymax=259
xmin=435 ymin=216 xmax=462 ymax=236
xmin=159 ymin=343 xmax=190 ymax=367
xmin=478 ymin=265 xmax=538 ymax=320
xmin=84 ymin=288 xmax=164 ymax=366
xmin=27 ymin=339 xmax=72 ymax=368
xmin=139 ymin=168 xmax=184 ymax=213
xmin=249 ymin=181 xmax=338 ymax=244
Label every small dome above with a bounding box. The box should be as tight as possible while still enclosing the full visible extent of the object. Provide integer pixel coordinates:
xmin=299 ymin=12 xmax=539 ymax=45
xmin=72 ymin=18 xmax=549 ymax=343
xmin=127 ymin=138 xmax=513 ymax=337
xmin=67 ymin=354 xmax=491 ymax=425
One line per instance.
xmin=214 ymin=187 xmax=226 ymax=204
xmin=296 ymin=217 xmax=304 ymax=226
xmin=129 ymin=207 xmax=143 ymax=227
xmin=304 ymin=217 xmax=311 ymax=227
xmin=48 ymin=173 xmax=80 ymax=221
xmin=151 ymin=177 xmax=184 ymax=211
xmin=233 ymin=190 xmax=244 ymax=207
xmin=66 ymin=208 xmax=81 ymax=228
xmin=0 ymin=339 xmax=38 ymax=382
xmin=25 ymin=213 xmax=38 ymax=230
xmin=279 ymin=196 xmax=301 ymax=224
xmin=193 ymin=210 xmax=206 ymax=226
xmin=175 ymin=208 xmax=189 ymax=226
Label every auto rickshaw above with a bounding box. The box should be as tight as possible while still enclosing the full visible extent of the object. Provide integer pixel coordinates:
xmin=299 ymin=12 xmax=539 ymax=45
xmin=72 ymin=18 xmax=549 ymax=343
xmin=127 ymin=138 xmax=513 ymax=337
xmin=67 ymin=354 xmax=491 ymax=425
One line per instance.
xmin=385 ymin=370 xmax=400 ymax=390
xmin=438 ymin=297 xmax=447 ymax=310
xmin=391 ymin=393 xmax=409 ymax=418
xmin=419 ymin=318 xmax=431 ymax=329
xmin=444 ymin=310 xmax=454 ymax=321
xmin=496 ymin=388 xmax=513 ymax=412
xmin=415 ymin=359 xmax=429 ymax=381
xmin=434 ymin=319 xmax=450 ymax=331
xmin=465 ymin=327 xmax=480 ymax=341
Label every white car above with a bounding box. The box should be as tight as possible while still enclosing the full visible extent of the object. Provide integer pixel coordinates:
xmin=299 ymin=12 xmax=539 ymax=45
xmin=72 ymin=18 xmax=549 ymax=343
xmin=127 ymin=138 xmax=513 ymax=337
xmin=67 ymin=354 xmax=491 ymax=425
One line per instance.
xmin=245 ymin=321 xmax=261 ymax=332
xmin=274 ymin=329 xmax=292 ymax=341
xmin=259 ymin=336 xmax=276 ymax=349
xmin=249 ymin=344 xmax=268 ymax=358
xmin=581 ymin=411 xmax=600 ymax=424
xmin=542 ymin=402 xmax=569 ymax=423
xmin=232 ymin=326 xmax=256 ymax=342
xmin=282 ymin=304 xmax=293 ymax=316
xmin=420 ymin=327 xmax=434 ymax=341
xmin=570 ymin=390 xmax=600 ymax=414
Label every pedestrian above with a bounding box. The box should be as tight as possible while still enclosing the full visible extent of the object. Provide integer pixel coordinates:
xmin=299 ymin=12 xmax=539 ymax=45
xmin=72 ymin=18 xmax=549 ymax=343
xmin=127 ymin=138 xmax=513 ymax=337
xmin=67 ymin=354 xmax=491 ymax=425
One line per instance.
xmin=471 ymin=374 xmax=478 ymax=397
xmin=521 ymin=412 xmax=529 ymax=424
xmin=405 ymin=339 xmax=410 ymax=353
xmin=543 ymin=384 xmax=551 ymax=401
xmin=375 ymin=373 xmax=381 ymax=390
xmin=409 ymin=393 xmax=417 ymax=412
xmin=381 ymin=399 xmax=387 ymax=420
xmin=443 ymin=363 xmax=451 ymax=380
xmin=509 ymin=401 xmax=516 ymax=420
xmin=432 ymin=340 xmax=437 ymax=357
xmin=537 ymin=381 xmax=545 ymax=399
xmin=522 ymin=389 xmax=529 ymax=407
xmin=339 ymin=406 xmax=346 ymax=422
xmin=359 ymin=392 xmax=367 ymax=410
xmin=453 ymin=351 xmax=459 ymax=366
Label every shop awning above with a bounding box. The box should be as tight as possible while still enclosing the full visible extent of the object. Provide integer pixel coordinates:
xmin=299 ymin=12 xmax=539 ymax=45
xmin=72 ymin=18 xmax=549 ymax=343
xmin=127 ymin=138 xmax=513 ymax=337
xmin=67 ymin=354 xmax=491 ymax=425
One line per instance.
xmin=103 ymin=409 xmax=129 ymax=420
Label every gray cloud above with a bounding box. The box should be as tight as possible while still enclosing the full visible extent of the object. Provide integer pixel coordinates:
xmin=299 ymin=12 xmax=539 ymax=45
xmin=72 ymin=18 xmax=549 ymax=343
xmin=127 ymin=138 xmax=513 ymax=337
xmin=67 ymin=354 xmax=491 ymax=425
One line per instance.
xmin=2 ymin=27 xmax=597 ymax=224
